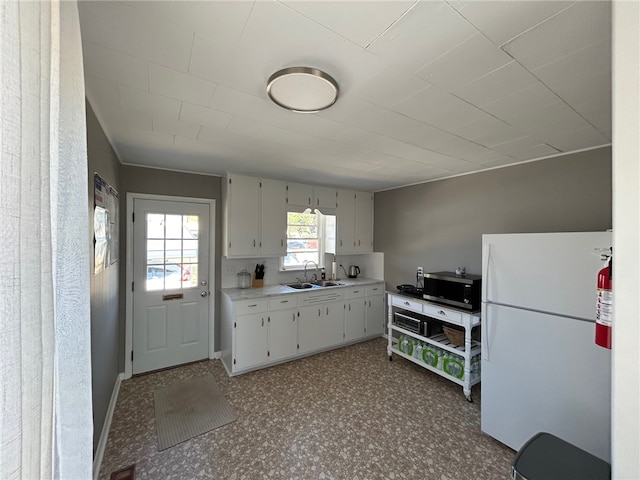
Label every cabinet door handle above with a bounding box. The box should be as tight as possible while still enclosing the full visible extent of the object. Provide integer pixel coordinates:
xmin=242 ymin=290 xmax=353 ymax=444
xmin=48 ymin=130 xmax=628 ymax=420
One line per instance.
xmin=348 ymin=304 xmax=351 ymax=311
xmin=281 ymin=239 xmax=284 ymax=247
xmin=316 ymin=198 xmax=319 ymax=206
xmin=308 ymin=196 xmax=311 ymax=205
xmin=292 ymin=313 xmax=295 ymax=322
xmin=318 ymin=308 xmax=321 ymax=317
xmin=280 ymin=300 xmax=289 ymax=303
xmin=248 ymin=304 xmax=257 ymax=307
xmin=261 ymin=317 xmax=264 ymax=327
xmin=326 ymin=307 xmax=329 ymax=315
xmin=404 ymin=301 xmax=410 ymax=306
xmin=253 ymin=239 xmax=256 ymax=248
xmin=438 ymin=310 xmax=446 ymax=316
xmin=368 ymin=300 xmax=371 ymax=307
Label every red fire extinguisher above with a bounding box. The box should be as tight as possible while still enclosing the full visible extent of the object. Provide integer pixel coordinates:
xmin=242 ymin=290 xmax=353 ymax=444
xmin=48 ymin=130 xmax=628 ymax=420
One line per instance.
xmin=595 ymin=251 xmax=612 ymax=349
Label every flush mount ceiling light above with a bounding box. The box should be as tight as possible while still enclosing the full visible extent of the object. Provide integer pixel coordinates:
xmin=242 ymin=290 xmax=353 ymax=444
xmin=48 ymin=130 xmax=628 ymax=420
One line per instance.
xmin=267 ymin=67 xmax=339 ymax=113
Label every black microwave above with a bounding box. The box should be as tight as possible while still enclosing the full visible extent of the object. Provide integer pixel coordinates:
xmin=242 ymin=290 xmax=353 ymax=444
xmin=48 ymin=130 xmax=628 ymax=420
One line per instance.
xmin=423 ymin=271 xmax=482 ymax=311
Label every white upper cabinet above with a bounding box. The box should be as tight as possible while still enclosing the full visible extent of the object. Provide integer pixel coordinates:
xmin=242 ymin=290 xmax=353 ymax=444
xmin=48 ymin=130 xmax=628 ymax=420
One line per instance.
xmin=336 ymin=189 xmax=356 ymax=253
xmin=314 ymin=185 xmax=337 ymax=210
xmin=336 ymin=189 xmax=374 ymax=254
xmin=286 ymin=182 xmax=337 ymax=210
xmin=286 ymin=182 xmax=313 ymax=207
xmin=260 ymin=178 xmax=287 ymax=256
xmin=224 ymin=174 xmax=373 ymax=257
xmin=223 ymin=174 xmax=286 ymax=257
xmin=354 ymin=191 xmax=373 ymax=252
xmin=224 ymin=173 xmax=260 ymax=257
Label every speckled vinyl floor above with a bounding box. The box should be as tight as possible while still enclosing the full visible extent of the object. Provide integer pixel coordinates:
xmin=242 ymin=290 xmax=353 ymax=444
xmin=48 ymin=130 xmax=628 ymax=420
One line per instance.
xmin=99 ymin=338 xmax=514 ymax=479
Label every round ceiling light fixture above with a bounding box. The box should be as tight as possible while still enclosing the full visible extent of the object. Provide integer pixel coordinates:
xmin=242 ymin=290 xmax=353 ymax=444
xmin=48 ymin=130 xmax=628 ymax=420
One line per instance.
xmin=267 ymin=66 xmax=339 ymax=113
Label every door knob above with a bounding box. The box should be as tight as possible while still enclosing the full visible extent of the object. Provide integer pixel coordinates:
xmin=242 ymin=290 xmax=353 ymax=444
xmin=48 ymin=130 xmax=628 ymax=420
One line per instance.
xmin=200 ymin=280 xmax=208 ymax=286
xmin=200 ymin=291 xmax=208 ymax=297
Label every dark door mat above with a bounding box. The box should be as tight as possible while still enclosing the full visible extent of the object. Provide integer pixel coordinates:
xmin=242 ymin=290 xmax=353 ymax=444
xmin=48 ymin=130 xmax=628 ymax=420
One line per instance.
xmin=110 ymin=465 xmax=135 ymax=480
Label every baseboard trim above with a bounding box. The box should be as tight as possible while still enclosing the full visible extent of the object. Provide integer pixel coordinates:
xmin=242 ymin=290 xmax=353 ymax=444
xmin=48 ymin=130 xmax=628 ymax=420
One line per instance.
xmin=93 ymin=372 xmax=124 ymax=480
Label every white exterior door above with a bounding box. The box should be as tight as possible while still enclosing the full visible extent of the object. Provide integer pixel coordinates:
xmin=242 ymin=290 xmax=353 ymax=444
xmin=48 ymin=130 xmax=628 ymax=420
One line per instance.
xmin=132 ymin=199 xmax=210 ymax=374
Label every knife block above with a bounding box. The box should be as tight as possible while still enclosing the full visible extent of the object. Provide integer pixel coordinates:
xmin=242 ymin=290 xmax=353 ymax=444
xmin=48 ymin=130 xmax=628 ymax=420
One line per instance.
xmin=252 ymin=277 xmax=264 ymax=288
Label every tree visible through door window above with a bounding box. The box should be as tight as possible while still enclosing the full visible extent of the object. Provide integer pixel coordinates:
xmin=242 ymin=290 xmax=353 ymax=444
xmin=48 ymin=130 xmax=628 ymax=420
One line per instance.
xmin=146 ymin=213 xmax=199 ymax=291
xmin=283 ymin=211 xmax=320 ymax=269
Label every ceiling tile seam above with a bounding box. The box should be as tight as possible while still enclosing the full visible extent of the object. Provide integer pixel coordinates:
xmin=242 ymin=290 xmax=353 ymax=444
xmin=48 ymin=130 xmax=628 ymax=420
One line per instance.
xmin=351 ymin=68 xmax=434 ymax=107
xmin=219 ymin=105 xmax=465 ymax=169
xmin=410 ymin=31 xmax=480 ymax=77
xmin=529 ymin=37 xmax=611 ymax=73
xmin=363 ymin=96 xmax=517 ymax=158
xmin=83 ymin=39 xmax=152 ymax=91
xmin=186 ymin=33 xmax=197 ymax=80
xmin=273 ymin=0 xmax=418 ymax=54
xmin=183 ymin=36 xmax=273 ymax=102
xmin=497 ymin=2 xmax=578 ymax=49
xmin=498 ymin=52 xmax=611 ymax=139
xmin=148 ymin=61 xmax=219 ymax=103
xmin=445 ymin=91 xmax=557 ymax=149
xmin=363 ymin=1 xmax=420 ymax=50
xmin=177 ymin=102 xmax=184 ymax=125
xmin=442 ymin=0 xmax=577 ymax=52
xmin=146 ymin=58 xmax=150 ymax=93
xmin=238 ymin=1 xmax=257 ymax=43
xmin=207 ymin=83 xmax=219 ymax=108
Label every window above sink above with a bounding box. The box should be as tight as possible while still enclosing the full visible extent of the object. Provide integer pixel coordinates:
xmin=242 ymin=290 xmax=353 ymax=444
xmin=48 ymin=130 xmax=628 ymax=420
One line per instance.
xmin=280 ymin=210 xmax=335 ymax=271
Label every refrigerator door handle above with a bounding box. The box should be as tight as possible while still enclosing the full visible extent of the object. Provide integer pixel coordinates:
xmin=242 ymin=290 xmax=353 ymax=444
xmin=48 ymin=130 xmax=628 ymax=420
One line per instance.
xmin=483 ymin=303 xmax=490 ymax=362
xmin=482 ymin=243 xmax=491 ymax=361
xmin=482 ymin=242 xmax=491 ymax=302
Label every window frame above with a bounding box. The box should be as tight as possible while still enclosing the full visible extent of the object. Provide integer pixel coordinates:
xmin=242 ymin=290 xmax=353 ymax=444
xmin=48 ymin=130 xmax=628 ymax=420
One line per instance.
xmin=280 ymin=209 xmax=328 ymax=271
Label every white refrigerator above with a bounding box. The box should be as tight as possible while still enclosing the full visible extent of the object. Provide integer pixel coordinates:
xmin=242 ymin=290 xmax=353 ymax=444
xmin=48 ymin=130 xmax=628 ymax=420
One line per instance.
xmin=481 ymin=232 xmax=612 ymax=462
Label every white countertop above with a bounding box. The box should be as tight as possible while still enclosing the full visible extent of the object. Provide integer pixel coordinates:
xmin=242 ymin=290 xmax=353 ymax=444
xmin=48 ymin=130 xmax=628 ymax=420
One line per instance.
xmin=221 ymin=277 xmax=384 ymax=301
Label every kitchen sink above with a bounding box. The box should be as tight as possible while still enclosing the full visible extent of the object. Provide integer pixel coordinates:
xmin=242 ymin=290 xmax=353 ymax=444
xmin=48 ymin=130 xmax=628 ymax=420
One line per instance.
xmin=284 ymin=280 xmax=344 ymax=289
xmin=311 ymin=280 xmax=344 ymax=287
xmin=284 ymin=282 xmax=318 ymax=289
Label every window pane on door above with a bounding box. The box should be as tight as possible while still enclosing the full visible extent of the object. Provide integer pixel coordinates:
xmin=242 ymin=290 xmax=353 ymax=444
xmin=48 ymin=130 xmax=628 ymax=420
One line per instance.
xmin=145 ymin=213 xmax=200 ymax=291
xmin=165 ymin=215 xmax=182 ymax=238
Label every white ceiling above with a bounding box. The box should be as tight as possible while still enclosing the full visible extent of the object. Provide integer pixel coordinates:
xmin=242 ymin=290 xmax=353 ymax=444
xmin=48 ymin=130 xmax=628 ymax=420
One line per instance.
xmin=79 ymin=0 xmax=611 ymax=191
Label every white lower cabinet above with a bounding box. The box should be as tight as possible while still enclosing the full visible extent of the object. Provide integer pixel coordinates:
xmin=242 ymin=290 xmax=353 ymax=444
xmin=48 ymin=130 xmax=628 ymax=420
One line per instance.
xmin=267 ymin=296 xmax=298 ymax=362
xmin=344 ymin=287 xmax=366 ymax=342
xmin=234 ymin=312 xmax=268 ymax=371
xmin=366 ymin=293 xmax=385 ymax=337
xmin=221 ymin=283 xmax=385 ymax=376
xmin=298 ymin=301 xmax=343 ymax=353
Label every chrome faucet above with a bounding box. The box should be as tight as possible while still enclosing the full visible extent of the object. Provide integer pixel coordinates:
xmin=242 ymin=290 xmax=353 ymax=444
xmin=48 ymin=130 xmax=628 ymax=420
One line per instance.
xmin=303 ymin=260 xmax=319 ymax=282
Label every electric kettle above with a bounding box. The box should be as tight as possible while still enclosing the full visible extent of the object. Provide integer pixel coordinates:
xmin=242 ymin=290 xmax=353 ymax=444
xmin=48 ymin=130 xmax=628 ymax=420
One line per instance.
xmin=348 ymin=265 xmax=361 ymax=278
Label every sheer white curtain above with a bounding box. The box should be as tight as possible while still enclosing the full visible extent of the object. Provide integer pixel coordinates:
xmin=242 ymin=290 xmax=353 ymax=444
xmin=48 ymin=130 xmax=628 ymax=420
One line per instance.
xmin=0 ymin=1 xmax=92 ymax=479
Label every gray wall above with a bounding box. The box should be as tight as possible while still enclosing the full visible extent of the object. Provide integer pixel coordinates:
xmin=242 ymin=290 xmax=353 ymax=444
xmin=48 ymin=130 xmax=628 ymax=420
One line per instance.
xmin=118 ymin=166 xmax=223 ymax=359
xmin=87 ymin=102 xmax=121 ymax=454
xmin=374 ymin=147 xmax=612 ymax=290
